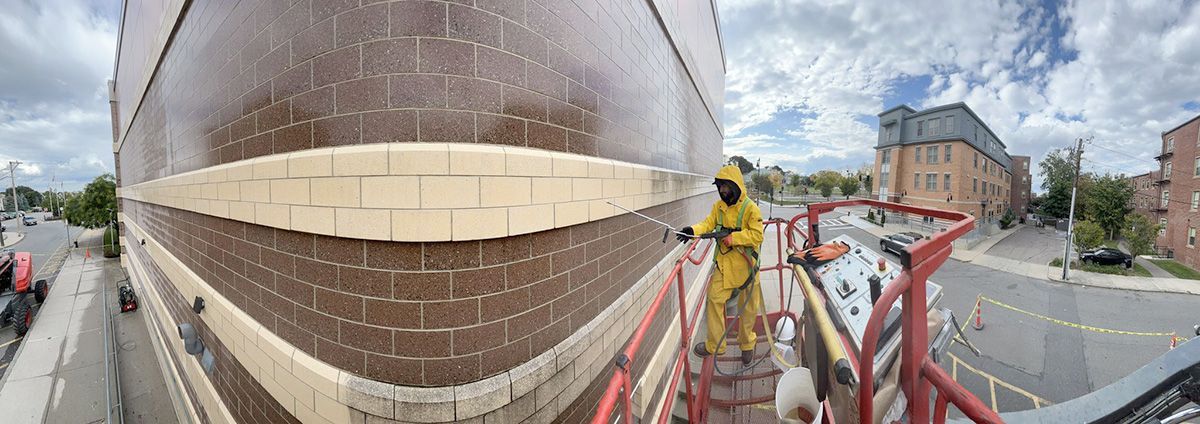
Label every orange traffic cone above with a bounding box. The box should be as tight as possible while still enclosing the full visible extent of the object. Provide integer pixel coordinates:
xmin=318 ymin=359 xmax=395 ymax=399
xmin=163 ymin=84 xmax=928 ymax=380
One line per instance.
xmin=85 ymin=248 xmax=91 ymax=259
xmin=1170 ymin=334 xmax=1178 ymax=349
xmin=972 ymin=296 xmax=984 ymax=330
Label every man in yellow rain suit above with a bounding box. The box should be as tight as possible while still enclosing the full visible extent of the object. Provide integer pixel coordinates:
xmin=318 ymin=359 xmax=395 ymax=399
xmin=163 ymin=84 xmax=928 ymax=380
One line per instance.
xmin=676 ymin=165 xmax=764 ymax=364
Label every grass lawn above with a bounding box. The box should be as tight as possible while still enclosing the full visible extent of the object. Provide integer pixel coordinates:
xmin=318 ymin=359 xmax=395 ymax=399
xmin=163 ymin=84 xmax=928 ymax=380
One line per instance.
xmin=1050 ymin=257 xmax=1153 ymax=277
xmin=1149 ymin=259 xmax=1200 ymax=280
xmin=1129 ymin=263 xmax=1153 ymax=277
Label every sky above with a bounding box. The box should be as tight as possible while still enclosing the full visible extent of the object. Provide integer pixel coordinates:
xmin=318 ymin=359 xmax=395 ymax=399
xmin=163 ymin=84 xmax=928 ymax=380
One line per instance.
xmin=717 ymin=0 xmax=1200 ymax=193
xmin=0 ymin=0 xmax=121 ymax=193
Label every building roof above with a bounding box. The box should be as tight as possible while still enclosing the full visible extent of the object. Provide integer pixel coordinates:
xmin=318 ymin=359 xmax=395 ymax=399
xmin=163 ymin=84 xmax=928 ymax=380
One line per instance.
xmin=1162 ymin=112 xmax=1200 ymax=137
xmin=877 ymin=104 xmax=917 ymax=116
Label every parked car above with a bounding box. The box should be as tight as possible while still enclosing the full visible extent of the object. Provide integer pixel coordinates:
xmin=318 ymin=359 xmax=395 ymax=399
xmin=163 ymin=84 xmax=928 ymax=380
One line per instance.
xmin=880 ymin=232 xmax=923 ymax=254
xmin=21 ymin=216 xmax=36 ymax=226
xmin=1 ymin=212 xmax=13 ymax=220
xmin=1080 ymin=248 xmax=1132 ymax=268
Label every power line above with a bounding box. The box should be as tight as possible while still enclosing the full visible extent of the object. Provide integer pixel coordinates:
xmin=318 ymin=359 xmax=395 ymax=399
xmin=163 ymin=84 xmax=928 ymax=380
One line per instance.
xmin=1086 ymin=142 xmax=1160 ymax=166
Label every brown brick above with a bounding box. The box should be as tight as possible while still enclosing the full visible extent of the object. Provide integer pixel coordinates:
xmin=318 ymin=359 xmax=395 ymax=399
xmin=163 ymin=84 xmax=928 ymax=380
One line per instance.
xmin=260 ymin=248 xmax=296 ymax=277
xmin=292 ymin=17 xmax=335 ymax=63
xmin=530 ymin=317 xmax=569 ymax=355
xmin=424 ymin=355 xmax=481 ymax=385
xmin=361 ymin=38 xmax=418 ymax=76
xmin=527 ymin=62 xmax=567 ymax=101
xmin=336 ymin=75 xmax=388 ymax=113
xmin=313 ymin=45 xmax=360 ymax=88
xmin=364 ymin=298 xmax=421 ymax=328
xmin=567 ymin=130 xmax=597 ymax=156
xmin=423 ymin=298 xmax=479 ymax=329
xmin=244 ymin=262 xmax=276 ymax=288
xmin=312 ymin=114 xmax=361 ymax=147
xmin=451 ymin=266 xmax=505 ymax=298
xmin=242 ymin=81 xmax=273 ymax=114
xmin=526 ymin=121 xmax=567 ymax=152
xmin=315 ymin=287 xmax=364 ymax=321
xmin=312 ymin=0 xmax=356 ymax=22
xmin=256 ymin=42 xmax=291 ymax=85
xmin=338 ymin=266 xmax=392 ymax=298
xmin=584 ymin=66 xmax=612 ymax=99
xmin=292 ymin=86 xmax=335 ymax=122
xmin=501 ymin=20 xmax=547 ymax=65
xmin=548 ymin=99 xmax=583 ymax=131
xmin=365 ymin=354 xmax=422 ymax=385
xmin=448 ymin=4 xmax=501 ymax=48
xmin=361 ymin=110 xmax=418 ymax=144
xmin=220 ymin=142 xmax=244 ymax=164
xmin=476 ymin=114 xmax=526 ymax=147
xmin=393 ymin=271 xmax=451 ymax=301
xmin=363 ymin=241 xmax=421 ymax=271
xmin=548 ymin=44 xmax=585 ymax=83
xmin=296 ymin=306 xmax=339 ymax=341
xmin=233 ymin=239 xmax=261 ymax=264
xmin=423 ymin=240 xmax=480 ymax=270
xmin=505 ymin=255 xmax=551 ymax=289
xmin=335 ymin=3 xmax=388 ymax=47
xmin=567 ymin=80 xmax=598 ymax=114
xmin=477 ymin=46 xmax=525 ymax=86
xmin=269 ymin=1 xmax=310 ymax=47
xmin=272 ymin=121 xmax=313 ymax=154
xmin=256 ymin=99 xmax=291 ymax=132
xmin=480 ymin=235 xmax=531 ymax=266
xmin=478 ymin=0 xmax=524 ymax=24
xmin=447 ymin=77 xmax=501 ymax=114
xmin=551 ymin=244 xmax=585 ymax=275
xmin=569 ymin=261 xmax=598 ymax=291
xmin=339 ymin=321 xmax=393 ymax=354
xmin=508 ymin=304 xmax=551 ymax=346
xmin=481 ymin=338 xmax=530 ymax=377
xmin=274 ymin=62 xmax=313 ymax=101
xmin=275 ymin=274 xmax=314 ymax=307
xmin=231 ymin=115 xmax=257 ymax=142
xmin=390 ymin=0 xmax=446 ymax=37
xmin=551 ymin=287 xmax=585 ymax=321
xmin=263 ymin=290 xmax=295 ymax=322
xmin=316 ymin=235 xmax=364 ymax=266
xmin=480 ymin=288 xmax=530 ymax=322
xmin=275 ymin=229 xmax=314 ymax=257
xmin=529 ymin=273 xmax=568 ymax=308
xmin=295 ymin=256 xmax=337 ymax=289
xmin=451 ymin=320 xmax=505 ymax=355
xmin=389 ymin=74 xmax=446 ymax=108
xmin=418 ymin=38 xmax=474 ymax=77
xmin=417 ymin=110 xmax=474 ymax=143
xmin=502 ymin=86 xmax=546 ymax=122
xmin=394 ymin=329 xmax=452 ymax=357
xmin=276 ymin=319 xmax=316 ymax=354
xmin=316 ymin=337 xmax=365 ymax=375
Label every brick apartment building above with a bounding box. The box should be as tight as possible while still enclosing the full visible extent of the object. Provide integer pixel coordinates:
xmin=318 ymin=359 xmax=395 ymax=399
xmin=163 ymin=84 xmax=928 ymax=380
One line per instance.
xmin=1150 ymin=113 xmax=1200 ymax=266
xmin=872 ymin=103 xmax=1015 ymax=221
xmin=1009 ymin=155 xmax=1032 ymax=215
xmin=1129 ymin=171 xmax=1163 ymax=229
xmin=111 ymin=1 xmax=725 ymax=422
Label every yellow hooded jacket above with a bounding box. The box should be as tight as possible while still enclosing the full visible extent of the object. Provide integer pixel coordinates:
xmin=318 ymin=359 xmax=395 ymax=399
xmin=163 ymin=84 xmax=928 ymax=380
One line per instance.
xmin=689 ymin=165 xmax=764 ymax=289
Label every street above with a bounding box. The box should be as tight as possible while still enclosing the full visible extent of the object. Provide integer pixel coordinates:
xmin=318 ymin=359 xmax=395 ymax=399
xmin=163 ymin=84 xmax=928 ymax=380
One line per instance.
xmin=0 ymin=216 xmax=87 ymax=378
xmin=759 ymin=204 xmax=1199 ymax=415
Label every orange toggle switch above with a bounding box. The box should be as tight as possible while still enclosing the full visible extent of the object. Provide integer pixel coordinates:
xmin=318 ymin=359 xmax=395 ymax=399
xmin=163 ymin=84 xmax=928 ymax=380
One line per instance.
xmin=877 ymin=257 xmax=886 ymax=271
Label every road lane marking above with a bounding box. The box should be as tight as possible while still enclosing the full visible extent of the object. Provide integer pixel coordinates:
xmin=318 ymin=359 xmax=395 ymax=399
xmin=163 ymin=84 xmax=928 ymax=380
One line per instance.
xmin=948 ymin=352 xmax=1049 ymax=409
xmin=0 ymin=337 xmax=21 ymax=349
xmin=979 ymin=295 xmax=1185 ymax=340
xmin=989 ymin=378 xmax=998 ymax=412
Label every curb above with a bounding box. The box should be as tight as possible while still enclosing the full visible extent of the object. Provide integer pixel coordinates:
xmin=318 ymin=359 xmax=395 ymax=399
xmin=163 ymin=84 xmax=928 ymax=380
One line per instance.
xmin=0 ymin=232 xmax=25 ymax=249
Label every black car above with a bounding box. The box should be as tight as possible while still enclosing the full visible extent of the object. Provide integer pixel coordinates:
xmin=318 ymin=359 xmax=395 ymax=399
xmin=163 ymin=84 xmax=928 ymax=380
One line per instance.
xmin=880 ymin=232 xmax=923 ymax=254
xmin=1080 ymin=248 xmax=1132 ymax=268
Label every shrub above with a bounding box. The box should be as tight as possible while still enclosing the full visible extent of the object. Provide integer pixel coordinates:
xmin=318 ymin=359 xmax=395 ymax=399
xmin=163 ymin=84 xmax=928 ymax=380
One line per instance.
xmin=103 ymin=226 xmax=121 ymax=257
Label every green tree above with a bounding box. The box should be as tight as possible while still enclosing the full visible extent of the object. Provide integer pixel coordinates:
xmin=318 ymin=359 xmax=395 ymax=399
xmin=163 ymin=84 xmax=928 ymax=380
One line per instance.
xmin=1083 ymin=173 xmax=1133 ymax=239
xmin=1072 ymin=220 xmax=1105 ymax=252
xmin=999 ymin=208 xmax=1015 ymax=229
xmin=63 ymin=174 xmax=117 ymax=229
xmin=813 ymin=170 xmax=841 ymax=199
xmin=863 ymin=174 xmax=873 ymax=195
xmin=1039 ymin=147 xmax=1092 ymax=218
xmin=2 ymin=192 xmax=30 ymax=212
xmin=15 ymin=186 xmax=41 ymax=209
xmin=837 ymin=175 xmax=859 ymax=199
xmin=750 ymin=172 xmax=774 ymax=196
xmin=1122 ymin=214 xmax=1159 ymax=256
xmin=789 ymin=174 xmax=800 ymax=187
xmin=728 ymin=156 xmax=754 ymax=175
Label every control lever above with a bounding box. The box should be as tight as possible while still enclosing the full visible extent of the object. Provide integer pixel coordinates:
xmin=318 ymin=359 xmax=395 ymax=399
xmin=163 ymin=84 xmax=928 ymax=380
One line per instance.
xmin=868 ymin=274 xmax=882 ymax=304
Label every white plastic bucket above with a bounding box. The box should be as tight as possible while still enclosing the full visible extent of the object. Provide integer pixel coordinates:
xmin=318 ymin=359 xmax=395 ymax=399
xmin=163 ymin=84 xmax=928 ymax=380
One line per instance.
xmin=776 ymin=367 xmax=823 ymax=423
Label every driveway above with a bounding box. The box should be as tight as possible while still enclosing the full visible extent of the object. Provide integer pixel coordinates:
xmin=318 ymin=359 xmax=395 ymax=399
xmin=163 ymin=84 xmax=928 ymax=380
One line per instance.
xmin=985 ymin=225 xmax=1066 ymax=264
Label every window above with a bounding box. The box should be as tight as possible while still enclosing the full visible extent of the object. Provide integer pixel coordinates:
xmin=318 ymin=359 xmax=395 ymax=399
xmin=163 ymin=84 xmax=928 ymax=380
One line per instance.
xmin=1190 ymin=228 xmax=1196 ymax=248
xmin=945 ymin=144 xmax=952 ymax=162
xmin=1161 ymin=218 xmax=1168 ymax=236
xmin=945 ymin=116 xmax=955 ymax=134
xmin=1168 ymin=137 xmax=1175 ymax=152
xmin=1163 ymin=190 xmax=1170 ymax=207
xmin=1195 ymin=157 xmax=1199 ymax=176
xmin=882 ymin=150 xmax=891 ymax=164
xmin=973 ymin=177 xmax=977 ymax=192
xmin=914 ymin=173 xmax=920 ymax=189
xmin=973 ymin=152 xmax=978 ymax=168
xmin=1023 ymin=161 xmax=1028 ymax=170
xmin=885 ymin=126 xmax=894 ymax=142
xmin=927 ymin=146 xmax=939 ymax=164
xmin=880 ymin=172 xmax=889 ymax=188
xmin=916 ymin=147 xmax=922 ymax=163
xmin=1023 ymin=175 xmax=1028 ymax=183
xmin=1021 ymin=191 xmax=1027 ymax=199
xmin=1166 ymin=162 xmax=1173 ymax=178
xmin=974 ymin=124 xmax=979 ymax=141
xmin=917 ymin=121 xmax=925 ymax=136
xmin=928 ymin=118 xmax=940 ymax=136
xmin=944 ymin=173 xmax=951 ymax=191
xmin=926 ymin=173 xmax=937 ymax=191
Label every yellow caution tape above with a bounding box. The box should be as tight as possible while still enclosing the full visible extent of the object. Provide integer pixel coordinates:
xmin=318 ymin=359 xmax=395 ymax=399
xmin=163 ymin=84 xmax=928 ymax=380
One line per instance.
xmin=978 ymin=295 xmax=1187 ymax=340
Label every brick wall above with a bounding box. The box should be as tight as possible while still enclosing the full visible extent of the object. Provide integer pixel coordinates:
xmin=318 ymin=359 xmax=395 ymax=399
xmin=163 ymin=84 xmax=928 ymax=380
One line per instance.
xmin=875 ymin=140 xmax=1013 ymax=217
xmin=1159 ymin=118 xmax=1200 ymax=267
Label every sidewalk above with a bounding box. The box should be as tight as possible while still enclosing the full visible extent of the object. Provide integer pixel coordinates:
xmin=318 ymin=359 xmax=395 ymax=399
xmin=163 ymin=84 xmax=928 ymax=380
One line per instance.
xmin=0 ymin=231 xmax=24 ymax=247
xmin=842 ymin=214 xmax=1022 ymax=262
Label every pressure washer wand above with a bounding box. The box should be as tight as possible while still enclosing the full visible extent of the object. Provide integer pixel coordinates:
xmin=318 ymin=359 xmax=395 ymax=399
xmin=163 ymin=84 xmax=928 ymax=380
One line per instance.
xmin=605 ymin=201 xmax=694 ymax=242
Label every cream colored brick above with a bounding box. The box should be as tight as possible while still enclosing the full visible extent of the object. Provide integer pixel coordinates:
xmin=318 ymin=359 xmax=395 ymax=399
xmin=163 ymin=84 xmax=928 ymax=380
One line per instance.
xmin=551 ymin=153 xmax=588 ymax=177
xmin=208 ymin=167 xmax=228 ymax=183
xmin=315 ymin=391 xmax=353 ymax=424
xmin=259 ymin=370 xmax=297 ymax=414
xmin=229 ymin=201 xmax=255 ymax=222
xmin=228 ymin=163 xmax=253 ymax=181
xmin=333 ymin=144 xmax=389 ymax=176
xmin=274 ymin=362 xmax=315 ymax=409
xmin=291 ymin=206 xmax=336 ymax=235
xmin=335 ymin=208 xmax=391 ymax=240
xmin=602 ymin=179 xmax=624 ymax=198
xmin=633 ymin=167 xmax=651 ymax=179
xmin=480 ymin=176 xmax=531 ymax=207
xmin=240 ymin=180 xmax=270 ymax=202
xmin=270 ymin=179 xmax=311 ymax=205
xmin=588 ymin=200 xmax=613 ymax=220
xmin=509 ymin=204 xmax=554 ymax=235
xmin=361 ymin=176 xmax=420 ymax=209
xmin=295 ymin=404 xmax=334 ymax=424
xmin=193 ymin=199 xmax=210 ymax=215
xmin=201 ymin=183 xmax=218 ymax=200
xmin=420 ymin=176 xmax=479 ymax=208
xmin=450 ymin=144 xmax=506 ymax=175
xmin=310 ymin=177 xmax=361 ymax=208
xmin=571 ymin=179 xmax=602 ymax=201
xmin=210 ymin=200 xmax=230 ymax=218
xmin=289 ymin=149 xmax=333 ymax=177
xmin=293 ymin=353 xmax=340 ymax=398
xmin=613 ymin=164 xmax=633 ymax=179
xmin=587 ymin=158 xmax=614 ymax=178
xmin=245 ymin=343 xmax=275 ymax=379
xmin=530 ymin=178 xmax=571 ymax=206
xmin=256 ymin=203 xmax=291 ymax=228
xmin=254 ymin=155 xmax=289 ymax=179
xmin=452 ymin=208 xmax=508 ymax=240
xmin=505 ymin=147 xmax=553 ymax=176
xmin=217 ymin=182 xmax=240 ymax=200
xmin=390 ymin=143 xmax=450 ymax=175
xmin=392 ymin=210 xmax=451 ymax=241
xmin=554 ymin=201 xmax=589 ymax=227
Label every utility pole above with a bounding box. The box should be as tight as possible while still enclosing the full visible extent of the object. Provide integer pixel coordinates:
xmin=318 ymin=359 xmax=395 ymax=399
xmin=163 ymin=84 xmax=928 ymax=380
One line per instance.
xmin=6 ymin=161 xmax=20 ymax=215
xmin=1062 ymin=137 xmax=1088 ymax=280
